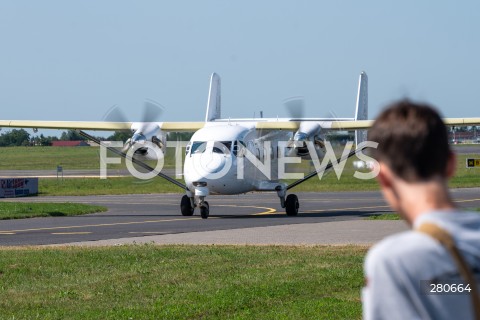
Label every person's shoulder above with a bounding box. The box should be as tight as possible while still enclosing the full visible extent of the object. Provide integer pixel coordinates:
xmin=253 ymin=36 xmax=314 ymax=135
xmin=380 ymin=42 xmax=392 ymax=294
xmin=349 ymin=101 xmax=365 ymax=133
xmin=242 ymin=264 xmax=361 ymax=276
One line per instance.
xmin=365 ymin=231 xmax=436 ymax=270
xmin=421 ymin=209 xmax=480 ymax=225
xmin=417 ymin=210 xmax=480 ymax=238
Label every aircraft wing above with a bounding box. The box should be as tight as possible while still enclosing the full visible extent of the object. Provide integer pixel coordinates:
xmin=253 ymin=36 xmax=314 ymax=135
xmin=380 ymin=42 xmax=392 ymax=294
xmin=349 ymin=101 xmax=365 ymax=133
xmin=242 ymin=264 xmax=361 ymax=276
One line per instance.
xmin=1 ymin=118 xmax=479 ymax=132
xmin=0 ymin=120 xmax=206 ymax=132
xmin=254 ymin=118 xmax=480 ymax=131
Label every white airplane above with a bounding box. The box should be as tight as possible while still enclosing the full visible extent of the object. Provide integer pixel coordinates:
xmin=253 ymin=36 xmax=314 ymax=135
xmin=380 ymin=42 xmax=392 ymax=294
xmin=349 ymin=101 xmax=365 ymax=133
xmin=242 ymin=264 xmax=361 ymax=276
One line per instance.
xmin=1 ymin=72 xmax=479 ymax=218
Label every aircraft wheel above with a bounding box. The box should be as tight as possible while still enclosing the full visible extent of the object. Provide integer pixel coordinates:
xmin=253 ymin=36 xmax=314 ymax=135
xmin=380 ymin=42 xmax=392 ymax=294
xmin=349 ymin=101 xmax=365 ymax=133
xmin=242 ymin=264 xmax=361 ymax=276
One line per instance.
xmin=200 ymin=201 xmax=209 ymax=219
xmin=285 ymin=194 xmax=299 ymax=216
xmin=180 ymin=195 xmax=194 ymax=216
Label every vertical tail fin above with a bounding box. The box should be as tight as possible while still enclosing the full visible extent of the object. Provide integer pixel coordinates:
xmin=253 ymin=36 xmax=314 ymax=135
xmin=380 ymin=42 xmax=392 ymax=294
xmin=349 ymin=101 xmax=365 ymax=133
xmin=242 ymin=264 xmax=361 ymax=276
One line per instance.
xmin=355 ymin=71 xmax=368 ymax=146
xmin=205 ymin=73 xmax=221 ymax=122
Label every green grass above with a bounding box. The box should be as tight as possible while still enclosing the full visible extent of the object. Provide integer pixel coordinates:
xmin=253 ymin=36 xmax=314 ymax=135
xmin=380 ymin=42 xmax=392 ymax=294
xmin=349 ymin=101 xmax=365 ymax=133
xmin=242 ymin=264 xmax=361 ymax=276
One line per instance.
xmin=0 ymin=202 xmax=107 ymax=219
xmin=366 ymin=213 xmax=401 ymax=220
xmin=0 ymin=146 xmax=180 ymax=170
xmin=39 ymin=177 xmax=183 ymax=196
xmin=0 ymin=245 xmax=366 ymax=320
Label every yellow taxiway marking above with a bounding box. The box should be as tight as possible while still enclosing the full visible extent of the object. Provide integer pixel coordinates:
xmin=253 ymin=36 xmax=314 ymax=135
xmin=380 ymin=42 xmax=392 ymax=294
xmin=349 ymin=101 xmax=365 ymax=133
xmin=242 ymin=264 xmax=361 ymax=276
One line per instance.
xmin=302 ymin=198 xmax=480 ymax=214
xmin=51 ymin=232 xmax=92 ymax=235
xmin=0 ymin=217 xmax=201 ymax=234
xmin=128 ymin=232 xmax=168 ymax=234
xmin=1 ymin=197 xmax=479 ymax=234
xmin=305 ymin=205 xmax=390 ymax=213
xmin=216 ymin=205 xmax=277 ymax=216
xmin=454 ymin=198 xmax=480 ymax=204
xmin=0 ymin=205 xmax=277 ymax=234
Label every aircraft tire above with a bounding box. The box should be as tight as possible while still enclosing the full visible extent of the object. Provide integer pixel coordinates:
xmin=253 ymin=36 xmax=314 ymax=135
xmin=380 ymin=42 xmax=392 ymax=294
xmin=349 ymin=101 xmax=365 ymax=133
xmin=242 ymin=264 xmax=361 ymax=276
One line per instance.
xmin=200 ymin=201 xmax=209 ymax=219
xmin=285 ymin=194 xmax=299 ymax=216
xmin=181 ymin=195 xmax=194 ymax=216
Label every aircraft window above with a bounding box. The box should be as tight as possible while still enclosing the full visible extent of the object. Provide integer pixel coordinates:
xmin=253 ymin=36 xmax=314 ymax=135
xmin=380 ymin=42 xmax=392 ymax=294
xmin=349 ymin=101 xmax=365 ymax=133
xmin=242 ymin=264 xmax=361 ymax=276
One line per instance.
xmin=213 ymin=141 xmax=232 ymax=154
xmin=233 ymin=141 xmax=246 ymax=157
xmin=185 ymin=143 xmax=191 ymax=156
xmin=191 ymin=141 xmax=207 ymax=155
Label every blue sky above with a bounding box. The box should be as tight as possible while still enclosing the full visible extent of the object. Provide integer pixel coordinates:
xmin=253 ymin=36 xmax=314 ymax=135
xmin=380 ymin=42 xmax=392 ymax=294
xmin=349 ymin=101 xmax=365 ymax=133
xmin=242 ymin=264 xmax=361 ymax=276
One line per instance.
xmin=1 ymin=1 xmax=479 ymax=135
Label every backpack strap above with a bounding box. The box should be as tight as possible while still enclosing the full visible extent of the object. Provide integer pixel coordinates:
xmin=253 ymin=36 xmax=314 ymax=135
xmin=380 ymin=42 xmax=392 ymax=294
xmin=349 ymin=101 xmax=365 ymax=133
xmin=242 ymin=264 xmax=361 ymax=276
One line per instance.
xmin=417 ymin=223 xmax=480 ymax=320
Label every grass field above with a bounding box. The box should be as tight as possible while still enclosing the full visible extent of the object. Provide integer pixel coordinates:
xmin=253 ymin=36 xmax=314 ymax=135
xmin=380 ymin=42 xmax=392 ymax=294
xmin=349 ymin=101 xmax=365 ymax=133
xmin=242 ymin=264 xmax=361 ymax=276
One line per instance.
xmin=0 ymin=146 xmax=180 ymax=170
xmin=0 ymin=202 xmax=107 ymax=220
xmin=366 ymin=213 xmax=401 ymax=220
xmin=0 ymin=245 xmax=366 ymax=320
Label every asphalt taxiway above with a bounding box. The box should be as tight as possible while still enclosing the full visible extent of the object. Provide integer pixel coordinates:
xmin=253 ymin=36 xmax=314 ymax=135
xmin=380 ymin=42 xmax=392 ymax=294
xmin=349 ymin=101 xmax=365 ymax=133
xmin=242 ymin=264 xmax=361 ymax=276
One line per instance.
xmin=1 ymin=188 xmax=480 ymax=246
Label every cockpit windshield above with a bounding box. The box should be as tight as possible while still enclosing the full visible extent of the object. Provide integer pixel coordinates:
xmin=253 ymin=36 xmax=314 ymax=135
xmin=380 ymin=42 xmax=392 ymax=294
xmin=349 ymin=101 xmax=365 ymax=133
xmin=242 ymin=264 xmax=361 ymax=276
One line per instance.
xmin=191 ymin=142 xmax=207 ymax=155
xmin=190 ymin=141 xmax=232 ymax=155
xmin=213 ymin=141 xmax=232 ymax=154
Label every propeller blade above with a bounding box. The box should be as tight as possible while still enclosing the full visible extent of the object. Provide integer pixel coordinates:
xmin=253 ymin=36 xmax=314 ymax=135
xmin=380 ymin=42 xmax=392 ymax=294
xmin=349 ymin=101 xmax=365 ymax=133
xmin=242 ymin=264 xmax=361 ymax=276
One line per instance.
xmin=102 ymin=105 xmax=129 ymax=123
xmin=142 ymin=99 xmax=164 ymax=123
xmin=283 ymin=96 xmax=305 ymax=119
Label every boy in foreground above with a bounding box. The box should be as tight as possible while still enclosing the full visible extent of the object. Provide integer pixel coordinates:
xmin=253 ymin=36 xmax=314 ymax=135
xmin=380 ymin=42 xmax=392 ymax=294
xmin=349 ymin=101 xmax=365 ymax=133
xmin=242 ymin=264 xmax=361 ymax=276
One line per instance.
xmin=362 ymin=100 xmax=480 ymax=319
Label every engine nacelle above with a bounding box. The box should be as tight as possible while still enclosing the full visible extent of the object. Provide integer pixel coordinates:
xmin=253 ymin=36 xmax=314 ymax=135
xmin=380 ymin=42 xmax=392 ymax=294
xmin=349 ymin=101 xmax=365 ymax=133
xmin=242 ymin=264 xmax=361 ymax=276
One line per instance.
xmin=287 ymin=122 xmax=326 ymax=160
xmin=124 ymin=123 xmax=167 ymax=161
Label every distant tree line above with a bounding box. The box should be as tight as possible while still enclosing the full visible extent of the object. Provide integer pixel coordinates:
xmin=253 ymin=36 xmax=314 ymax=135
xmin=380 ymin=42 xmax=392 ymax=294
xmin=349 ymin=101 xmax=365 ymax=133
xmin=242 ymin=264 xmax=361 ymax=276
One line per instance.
xmin=167 ymin=132 xmax=194 ymax=141
xmin=0 ymin=129 xmax=32 ymax=146
xmin=0 ymin=129 xmax=100 ymax=147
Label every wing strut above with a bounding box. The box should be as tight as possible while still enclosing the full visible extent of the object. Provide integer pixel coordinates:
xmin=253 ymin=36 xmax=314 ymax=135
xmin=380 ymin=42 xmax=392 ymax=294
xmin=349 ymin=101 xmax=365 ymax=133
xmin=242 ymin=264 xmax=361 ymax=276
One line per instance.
xmin=285 ymin=146 xmax=367 ymax=190
xmin=78 ymin=130 xmax=187 ymax=190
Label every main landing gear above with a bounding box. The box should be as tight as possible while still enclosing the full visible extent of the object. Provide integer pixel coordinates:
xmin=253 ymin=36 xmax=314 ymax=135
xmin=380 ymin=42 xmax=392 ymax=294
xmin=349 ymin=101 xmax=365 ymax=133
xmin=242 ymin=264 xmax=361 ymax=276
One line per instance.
xmin=285 ymin=194 xmax=299 ymax=216
xmin=180 ymin=194 xmax=210 ymax=219
xmin=276 ymin=185 xmax=299 ymax=216
xmin=180 ymin=195 xmax=194 ymax=216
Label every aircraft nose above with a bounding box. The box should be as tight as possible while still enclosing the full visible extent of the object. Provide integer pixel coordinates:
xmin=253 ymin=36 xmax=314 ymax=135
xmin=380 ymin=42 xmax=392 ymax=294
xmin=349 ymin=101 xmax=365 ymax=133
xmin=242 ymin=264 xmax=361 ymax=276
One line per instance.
xmin=200 ymin=153 xmax=226 ymax=173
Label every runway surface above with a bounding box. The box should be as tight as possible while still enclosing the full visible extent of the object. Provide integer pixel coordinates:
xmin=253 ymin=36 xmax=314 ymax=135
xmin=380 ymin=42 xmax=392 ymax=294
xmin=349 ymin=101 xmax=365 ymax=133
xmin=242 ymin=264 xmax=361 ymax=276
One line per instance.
xmin=1 ymin=188 xmax=480 ymax=246
xmin=452 ymin=145 xmax=480 ymax=154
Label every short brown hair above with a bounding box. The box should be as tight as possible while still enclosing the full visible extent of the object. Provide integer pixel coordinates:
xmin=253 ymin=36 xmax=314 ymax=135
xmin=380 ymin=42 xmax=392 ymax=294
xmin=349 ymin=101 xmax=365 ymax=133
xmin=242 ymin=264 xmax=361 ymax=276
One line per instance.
xmin=368 ymin=100 xmax=451 ymax=182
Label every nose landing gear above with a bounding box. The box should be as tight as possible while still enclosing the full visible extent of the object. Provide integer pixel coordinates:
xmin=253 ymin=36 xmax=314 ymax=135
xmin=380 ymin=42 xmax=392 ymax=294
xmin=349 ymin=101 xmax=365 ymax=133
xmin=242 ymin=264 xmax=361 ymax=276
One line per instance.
xmin=200 ymin=201 xmax=209 ymax=219
xmin=180 ymin=194 xmax=210 ymax=219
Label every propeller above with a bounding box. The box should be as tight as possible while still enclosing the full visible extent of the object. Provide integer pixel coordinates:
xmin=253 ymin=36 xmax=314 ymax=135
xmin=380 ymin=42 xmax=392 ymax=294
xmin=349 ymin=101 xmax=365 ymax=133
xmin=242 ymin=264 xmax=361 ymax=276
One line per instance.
xmin=102 ymin=100 xmax=164 ymax=124
xmin=142 ymin=100 xmax=164 ymax=123
xmin=283 ymin=96 xmax=305 ymax=120
xmin=102 ymin=100 xmax=166 ymax=157
xmin=102 ymin=104 xmax=129 ymax=123
xmin=282 ymin=96 xmax=324 ymax=158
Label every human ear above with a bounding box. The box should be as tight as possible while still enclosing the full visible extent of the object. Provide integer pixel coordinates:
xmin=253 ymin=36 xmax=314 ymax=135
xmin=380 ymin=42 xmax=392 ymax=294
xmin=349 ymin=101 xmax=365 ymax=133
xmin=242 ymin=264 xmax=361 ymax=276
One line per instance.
xmin=446 ymin=151 xmax=456 ymax=179
xmin=376 ymin=163 xmax=393 ymax=189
